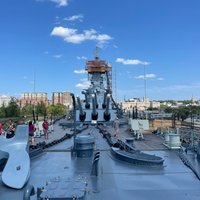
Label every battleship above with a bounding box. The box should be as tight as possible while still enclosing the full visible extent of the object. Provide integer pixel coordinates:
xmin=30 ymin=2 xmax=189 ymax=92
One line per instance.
xmin=1 ymin=52 xmax=200 ymax=200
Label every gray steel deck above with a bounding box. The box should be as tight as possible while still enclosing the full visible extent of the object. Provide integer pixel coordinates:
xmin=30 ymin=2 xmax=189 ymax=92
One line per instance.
xmin=1 ymin=122 xmax=200 ymax=200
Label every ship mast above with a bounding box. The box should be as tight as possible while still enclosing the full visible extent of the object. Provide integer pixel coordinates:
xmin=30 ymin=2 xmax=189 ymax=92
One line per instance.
xmin=95 ymin=46 xmax=99 ymax=60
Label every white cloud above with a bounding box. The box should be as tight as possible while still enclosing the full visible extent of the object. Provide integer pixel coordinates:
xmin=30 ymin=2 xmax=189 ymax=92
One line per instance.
xmin=74 ymin=69 xmax=86 ymax=74
xmin=63 ymin=14 xmax=84 ymax=22
xmin=146 ymin=74 xmax=156 ymax=79
xmin=51 ymin=26 xmax=112 ymax=45
xmin=0 ymin=94 xmax=9 ymax=98
xmin=23 ymin=76 xmax=28 ymax=80
xmin=134 ymin=75 xmax=144 ymax=79
xmin=135 ymin=73 xmax=156 ymax=79
xmin=76 ymin=56 xmax=87 ymax=60
xmin=52 ymin=54 xmax=63 ymax=58
xmin=36 ymin=0 xmax=69 ymax=7
xmin=116 ymin=58 xmax=150 ymax=65
xmin=135 ymin=74 xmax=164 ymax=80
xmin=75 ymin=78 xmax=90 ymax=89
xmin=50 ymin=0 xmax=68 ymax=7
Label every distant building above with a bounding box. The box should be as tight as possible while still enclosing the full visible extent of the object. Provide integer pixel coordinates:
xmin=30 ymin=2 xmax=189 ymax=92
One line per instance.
xmin=0 ymin=95 xmax=12 ymax=107
xmin=191 ymin=95 xmax=195 ymax=104
xmin=52 ymin=92 xmax=72 ymax=108
xmin=150 ymin=101 xmax=161 ymax=109
xmin=62 ymin=92 xmax=73 ymax=108
xmin=121 ymin=98 xmax=160 ymax=111
xmin=19 ymin=92 xmax=48 ymax=107
xmin=161 ymin=102 xmax=172 ymax=107
xmin=52 ymin=92 xmax=62 ymax=105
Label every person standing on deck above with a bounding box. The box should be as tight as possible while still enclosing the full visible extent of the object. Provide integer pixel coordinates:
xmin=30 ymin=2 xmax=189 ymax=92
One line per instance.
xmin=6 ymin=119 xmax=15 ymax=138
xmin=113 ymin=117 xmax=120 ymax=138
xmin=9 ymin=119 xmax=15 ymax=133
xmin=29 ymin=121 xmax=35 ymax=145
xmin=0 ymin=122 xmax=3 ymax=135
xmin=42 ymin=119 xmax=49 ymax=140
xmin=48 ymin=118 xmax=54 ymax=132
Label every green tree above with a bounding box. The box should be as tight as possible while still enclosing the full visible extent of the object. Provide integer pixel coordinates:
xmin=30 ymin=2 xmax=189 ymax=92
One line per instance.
xmin=21 ymin=104 xmax=33 ymax=116
xmin=46 ymin=104 xmax=55 ymax=115
xmin=35 ymin=102 xmax=46 ymax=116
xmin=55 ymin=104 xmax=67 ymax=116
xmin=178 ymin=107 xmax=189 ymax=121
xmin=5 ymin=97 xmax=20 ymax=117
xmin=0 ymin=103 xmax=6 ymax=118
xmin=47 ymin=104 xmax=67 ymax=118
xmin=147 ymin=107 xmax=159 ymax=111
xmin=164 ymin=107 xmax=173 ymax=113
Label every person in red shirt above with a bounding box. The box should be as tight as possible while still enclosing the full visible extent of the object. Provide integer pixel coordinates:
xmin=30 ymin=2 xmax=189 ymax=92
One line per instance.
xmin=42 ymin=119 xmax=49 ymax=140
xmin=9 ymin=119 xmax=15 ymax=133
xmin=6 ymin=119 xmax=15 ymax=138
xmin=29 ymin=121 xmax=35 ymax=145
xmin=0 ymin=122 xmax=3 ymax=135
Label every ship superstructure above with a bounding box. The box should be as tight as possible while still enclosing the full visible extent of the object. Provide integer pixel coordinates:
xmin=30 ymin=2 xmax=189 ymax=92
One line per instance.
xmin=76 ymin=50 xmax=117 ymax=124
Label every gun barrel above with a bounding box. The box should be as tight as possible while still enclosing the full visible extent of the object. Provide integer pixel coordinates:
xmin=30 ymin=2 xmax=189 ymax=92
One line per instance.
xmin=77 ymin=97 xmax=83 ymax=115
xmin=102 ymin=92 xmax=107 ymax=109
xmin=104 ymin=94 xmax=111 ymax=121
xmin=82 ymin=91 xmax=90 ymax=109
xmin=91 ymin=94 xmax=97 ymax=115
xmin=91 ymin=94 xmax=98 ymax=120
xmin=77 ymin=97 xmax=86 ymax=122
xmin=94 ymin=92 xmax=98 ymax=108
xmin=105 ymin=94 xmax=110 ymax=115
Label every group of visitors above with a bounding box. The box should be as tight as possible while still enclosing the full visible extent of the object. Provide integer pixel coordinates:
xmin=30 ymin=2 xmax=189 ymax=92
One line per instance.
xmin=0 ymin=118 xmax=51 ymax=145
xmin=28 ymin=118 xmax=49 ymax=144
xmin=0 ymin=119 xmax=15 ymax=138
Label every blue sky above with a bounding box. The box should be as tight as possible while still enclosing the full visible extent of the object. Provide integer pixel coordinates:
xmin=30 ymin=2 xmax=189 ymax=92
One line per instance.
xmin=0 ymin=0 xmax=200 ymax=101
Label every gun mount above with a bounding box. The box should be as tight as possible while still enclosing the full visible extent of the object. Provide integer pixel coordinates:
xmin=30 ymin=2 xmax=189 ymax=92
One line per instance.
xmin=75 ymin=50 xmax=120 ymax=124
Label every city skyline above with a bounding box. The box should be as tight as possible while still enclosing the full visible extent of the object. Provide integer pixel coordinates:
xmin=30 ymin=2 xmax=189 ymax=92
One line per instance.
xmin=0 ymin=0 xmax=200 ymax=101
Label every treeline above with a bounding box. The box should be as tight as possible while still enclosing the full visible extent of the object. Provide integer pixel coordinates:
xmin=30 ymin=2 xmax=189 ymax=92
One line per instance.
xmin=0 ymin=97 xmax=68 ymax=119
xmin=159 ymin=100 xmax=194 ymax=105
xmin=164 ymin=105 xmax=200 ymax=121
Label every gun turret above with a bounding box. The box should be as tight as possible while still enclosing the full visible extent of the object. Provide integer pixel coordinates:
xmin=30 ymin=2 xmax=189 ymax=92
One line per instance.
xmin=77 ymin=97 xmax=86 ymax=122
xmin=82 ymin=91 xmax=90 ymax=109
xmin=91 ymin=94 xmax=98 ymax=120
xmin=104 ymin=94 xmax=111 ymax=121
